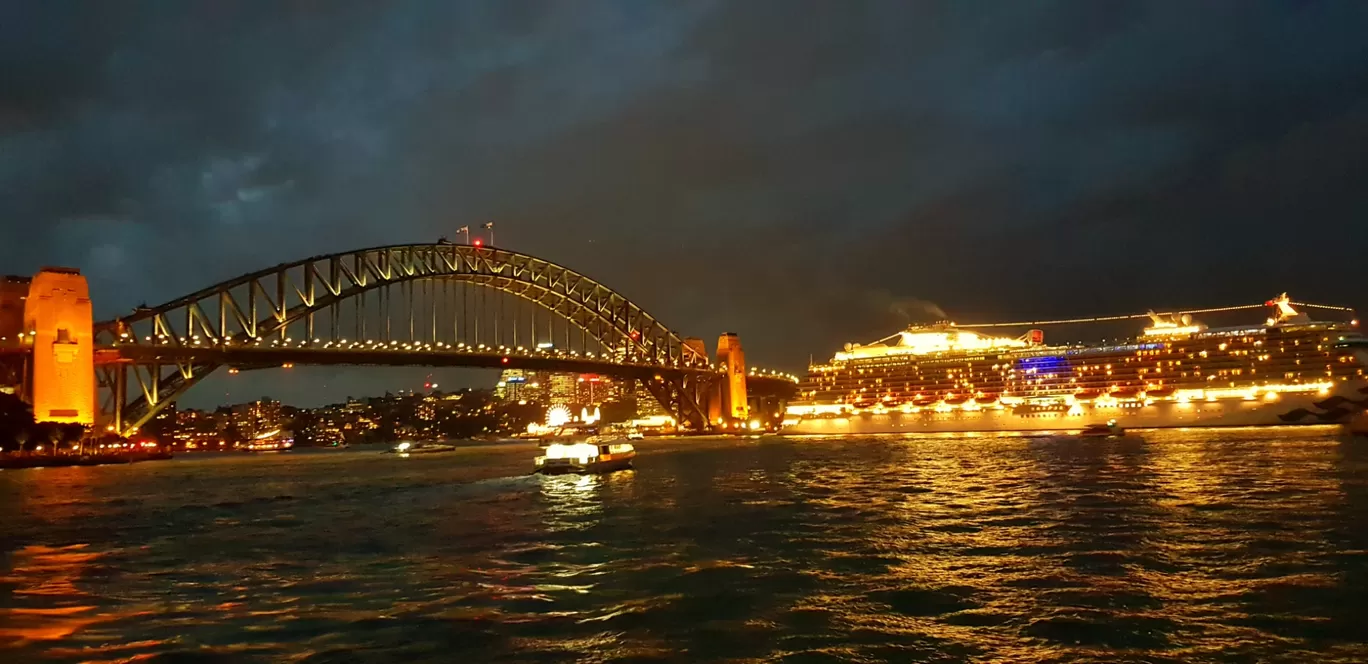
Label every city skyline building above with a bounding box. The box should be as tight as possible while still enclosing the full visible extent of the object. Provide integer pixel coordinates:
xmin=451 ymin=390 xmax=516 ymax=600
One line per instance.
xmin=231 ymin=398 xmax=284 ymax=440
xmin=495 ymin=369 xmax=529 ymax=402
xmin=547 ymin=373 xmax=576 ymax=407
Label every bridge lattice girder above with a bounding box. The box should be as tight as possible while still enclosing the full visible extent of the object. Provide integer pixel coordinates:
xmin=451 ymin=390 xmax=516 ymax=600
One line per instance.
xmin=93 ymin=243 xmax=715 ymax=434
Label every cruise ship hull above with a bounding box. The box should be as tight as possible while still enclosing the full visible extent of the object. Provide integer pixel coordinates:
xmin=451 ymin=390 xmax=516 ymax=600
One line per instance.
xmin=782 ymin=383 xmax=1368 ymax=435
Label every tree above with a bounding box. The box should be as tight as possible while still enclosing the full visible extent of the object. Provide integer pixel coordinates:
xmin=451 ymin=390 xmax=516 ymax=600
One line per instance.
xmin=0 ymin=393 xmax=35 ymax=451
xmin=59 ymin=423 xmax=88 ymax=454
xmin=28 ymin=422 xmax=61 ymax=454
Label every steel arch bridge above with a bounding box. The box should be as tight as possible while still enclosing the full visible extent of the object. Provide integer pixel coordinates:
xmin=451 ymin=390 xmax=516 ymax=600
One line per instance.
xmin=93 ymin=243 xmax=796 ymax=436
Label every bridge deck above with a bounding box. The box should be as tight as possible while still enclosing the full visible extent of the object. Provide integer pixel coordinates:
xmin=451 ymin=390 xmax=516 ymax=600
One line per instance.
xmin=98 ymin=345 xmax=797 ymax=396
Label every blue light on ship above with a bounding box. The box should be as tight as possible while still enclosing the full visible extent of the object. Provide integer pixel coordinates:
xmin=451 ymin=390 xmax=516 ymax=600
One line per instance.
xmin=1017 ymin=355 xmax=1066 ymax=374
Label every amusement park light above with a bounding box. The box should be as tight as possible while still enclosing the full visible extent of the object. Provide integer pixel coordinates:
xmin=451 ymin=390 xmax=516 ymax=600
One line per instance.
xmin=546 ymin=405 xmax=572 ymax=427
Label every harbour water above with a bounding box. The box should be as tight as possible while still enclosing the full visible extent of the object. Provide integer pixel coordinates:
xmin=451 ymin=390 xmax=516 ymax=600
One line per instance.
xmin=2 ymin=429 xmax=1366 ymax=663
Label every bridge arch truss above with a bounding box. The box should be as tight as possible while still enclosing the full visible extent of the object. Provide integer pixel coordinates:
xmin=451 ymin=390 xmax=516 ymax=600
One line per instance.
xmin=94 ymin=243 xmax=713 ymax=434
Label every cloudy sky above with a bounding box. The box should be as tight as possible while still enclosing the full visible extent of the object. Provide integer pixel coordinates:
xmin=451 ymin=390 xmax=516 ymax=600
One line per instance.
xmin=3 ymin=1 xmax=1367 ymax=406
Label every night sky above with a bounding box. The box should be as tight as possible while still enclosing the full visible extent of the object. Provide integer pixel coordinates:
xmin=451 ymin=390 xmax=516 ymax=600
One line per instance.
xmin=4 ymin=1 xmax=1368 ymax=407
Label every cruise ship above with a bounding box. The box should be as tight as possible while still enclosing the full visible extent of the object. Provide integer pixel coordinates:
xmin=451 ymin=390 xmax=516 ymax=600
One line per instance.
xmin=783 ymin=295 xmax=1367 ymax=434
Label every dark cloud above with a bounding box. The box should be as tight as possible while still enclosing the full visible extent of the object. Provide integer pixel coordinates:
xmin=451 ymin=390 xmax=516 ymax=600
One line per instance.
xmin=3 ymin=1 xmax=1367 ymax=406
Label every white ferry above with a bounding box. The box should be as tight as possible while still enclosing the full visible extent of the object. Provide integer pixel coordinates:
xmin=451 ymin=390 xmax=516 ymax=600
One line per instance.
xmin=534 ymin=441 xmax=636 ymax=475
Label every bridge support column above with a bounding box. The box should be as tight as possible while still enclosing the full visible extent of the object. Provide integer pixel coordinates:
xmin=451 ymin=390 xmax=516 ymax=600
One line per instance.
xmin=716 ymin=333 xmax=748 ymax=427
xmin=111 ymin=365 xmax=126 ymax=434
xmin=22 ymin=268 xmax=95 ymax=426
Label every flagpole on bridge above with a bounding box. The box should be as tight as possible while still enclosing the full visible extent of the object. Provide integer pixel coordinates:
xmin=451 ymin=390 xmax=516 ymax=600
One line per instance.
xmin=483 ymin=221 xmax=494 ymax=247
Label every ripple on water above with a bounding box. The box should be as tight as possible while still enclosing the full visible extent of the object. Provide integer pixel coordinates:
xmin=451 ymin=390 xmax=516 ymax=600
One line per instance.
xmin=869 ymin=586 xmax=982 ymax=617
xmin=1 ymin=431 xmax=1367 ymax=663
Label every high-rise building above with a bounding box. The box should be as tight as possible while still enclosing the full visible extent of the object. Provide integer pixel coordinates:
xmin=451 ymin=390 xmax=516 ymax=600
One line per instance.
xmin=576 ymin=374 xmax=609 ymax=406
xmin=522 ymin=375 xmax=547 ymax=405
xmin=609 ymin=376 xmax=636 ymax=402
xmin=547 ymin=373 xmax=576 ymax=406
xmin=495 ymin=369 xmax=529 ymax=402
xmin=232 ymin=398 xmax=284 ymax=439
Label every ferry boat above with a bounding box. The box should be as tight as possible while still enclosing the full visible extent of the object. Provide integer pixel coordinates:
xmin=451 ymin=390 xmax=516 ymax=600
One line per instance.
xmin=783 ymin=295 xmax=1367 ymax=435
xmin=534 ymin=441 xmax=635 ymax=475
xmin=245 ymin=429 xmax=294 ymax=452
xmin=389 ymin=441 xmax=459 ymax=455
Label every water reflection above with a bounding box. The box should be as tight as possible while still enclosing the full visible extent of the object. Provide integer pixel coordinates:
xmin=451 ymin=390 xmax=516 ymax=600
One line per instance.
xmin=0 ymin=544 xmax=131 ymax=652
xmin=536 ymin=470 xmax=631 ymax=533
xmin=0 ymin=432 xmax=1365 ymax=662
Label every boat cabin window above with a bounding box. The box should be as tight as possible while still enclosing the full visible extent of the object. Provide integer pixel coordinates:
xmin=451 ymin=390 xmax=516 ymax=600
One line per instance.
xmin=599 ymin=445 xmax=610 ymax=455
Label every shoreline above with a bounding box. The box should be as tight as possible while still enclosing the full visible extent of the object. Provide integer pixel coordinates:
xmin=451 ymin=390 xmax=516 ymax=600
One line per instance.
xmin=0 ymin=451 xmax=174 ymax=470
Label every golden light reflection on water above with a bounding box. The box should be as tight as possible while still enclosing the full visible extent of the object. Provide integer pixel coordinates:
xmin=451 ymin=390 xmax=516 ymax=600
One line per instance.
xmin=0 ymin=544 xmax=134 ymax=650
xmin=758 ymin=430 xmax=1366 ymax=661
xmin=1 ymin=432 xmax=1365 ymax=662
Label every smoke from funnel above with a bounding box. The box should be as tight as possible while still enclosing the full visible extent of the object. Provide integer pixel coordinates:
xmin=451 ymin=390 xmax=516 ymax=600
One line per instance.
xmin=845 ymin=291 xmax=951 ymax=340
xmin=888 ymin=297 xmax=948 ymax=323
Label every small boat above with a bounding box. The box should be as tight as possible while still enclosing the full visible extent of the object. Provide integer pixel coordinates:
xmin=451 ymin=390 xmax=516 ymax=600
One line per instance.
xmin=534 ymin=441 xmax=635 ymax=475
xmin=389 ymin=441 xmax=458 ymax=455
xmin=626 ymin=431 xmax=645 ymax=441
xmin=1078 ymin=420 xmax=1125 ymax=438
